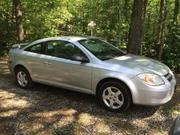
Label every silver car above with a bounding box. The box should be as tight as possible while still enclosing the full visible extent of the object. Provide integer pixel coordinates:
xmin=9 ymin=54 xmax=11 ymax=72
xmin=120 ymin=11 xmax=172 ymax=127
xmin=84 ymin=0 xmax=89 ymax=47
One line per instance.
xmin=8 ymin=36 xmax=176 ymax=112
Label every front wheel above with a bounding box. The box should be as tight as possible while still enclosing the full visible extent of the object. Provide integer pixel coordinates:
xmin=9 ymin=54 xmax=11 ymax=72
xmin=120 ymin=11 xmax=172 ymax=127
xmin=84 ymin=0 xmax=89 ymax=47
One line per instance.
xmin=97 ymin=81 xmax=132 ymax=112
xmin=15 ymin=67 xmax=33 ymax=89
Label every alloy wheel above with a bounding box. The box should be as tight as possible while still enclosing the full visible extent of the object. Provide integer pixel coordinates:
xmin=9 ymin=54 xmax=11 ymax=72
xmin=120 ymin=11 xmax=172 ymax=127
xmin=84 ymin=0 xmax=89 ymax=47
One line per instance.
xmin=102 ymin=86 xmax=124 ymax=109
xmin=17 ymin=71 xmax=28 ymax=87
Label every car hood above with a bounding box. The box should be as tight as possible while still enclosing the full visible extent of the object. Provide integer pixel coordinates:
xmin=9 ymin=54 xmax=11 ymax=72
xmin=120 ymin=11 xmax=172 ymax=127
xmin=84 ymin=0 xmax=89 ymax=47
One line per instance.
xmin=103 ymin=54 xmax=169 ymax=76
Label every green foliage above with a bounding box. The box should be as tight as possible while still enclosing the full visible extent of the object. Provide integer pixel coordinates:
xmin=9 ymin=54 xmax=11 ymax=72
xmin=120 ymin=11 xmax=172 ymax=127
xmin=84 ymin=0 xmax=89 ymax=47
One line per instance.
xmin=0 ymin=0 xmax=179 ymax=72
xmin=163 ymin=23 xmax=180 ymax=73
xmin=142 ymin=0 xmax=180 ymax=73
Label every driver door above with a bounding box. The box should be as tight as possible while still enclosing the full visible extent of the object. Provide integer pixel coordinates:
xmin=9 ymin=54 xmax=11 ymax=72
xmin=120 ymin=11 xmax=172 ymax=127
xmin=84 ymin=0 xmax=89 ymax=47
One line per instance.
xmin=43 ymin=40 xmax=92 ymax=93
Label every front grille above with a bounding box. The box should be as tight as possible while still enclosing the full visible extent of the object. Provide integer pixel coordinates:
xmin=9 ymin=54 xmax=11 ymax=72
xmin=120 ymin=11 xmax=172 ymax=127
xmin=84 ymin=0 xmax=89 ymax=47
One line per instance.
xmin=164 ymin=72 xmax=173 ymax=82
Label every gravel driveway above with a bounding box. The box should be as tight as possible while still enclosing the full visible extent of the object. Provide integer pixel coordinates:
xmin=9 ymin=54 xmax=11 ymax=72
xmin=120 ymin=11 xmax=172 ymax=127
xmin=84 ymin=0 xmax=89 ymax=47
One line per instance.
xmin=0 ymin=58 xmax=179 ymax=135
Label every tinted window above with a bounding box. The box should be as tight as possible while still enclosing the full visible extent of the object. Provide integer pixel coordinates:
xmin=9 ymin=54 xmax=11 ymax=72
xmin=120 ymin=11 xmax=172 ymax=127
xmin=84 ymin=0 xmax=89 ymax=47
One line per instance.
xmin=46 ymin=40 xmax=88 ymax=61
xmin=25 ymin=44 xmax=43 ymax=54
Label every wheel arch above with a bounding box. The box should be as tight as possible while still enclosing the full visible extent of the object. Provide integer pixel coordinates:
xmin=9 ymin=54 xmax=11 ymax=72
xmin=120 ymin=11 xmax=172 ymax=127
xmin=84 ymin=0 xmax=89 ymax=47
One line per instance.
xmin=14 ymin=64 xmax=34 ymax=88
xmin=96 ymin=77 xmax=133 ymax=101
xmin=14 ymin=64 xmax=27 ymax=73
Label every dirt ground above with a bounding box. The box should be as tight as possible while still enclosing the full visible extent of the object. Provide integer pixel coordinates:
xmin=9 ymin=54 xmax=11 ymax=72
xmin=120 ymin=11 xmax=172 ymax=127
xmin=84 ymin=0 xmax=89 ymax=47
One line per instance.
xmin=0 ymin=58 xmax=179 ymax=135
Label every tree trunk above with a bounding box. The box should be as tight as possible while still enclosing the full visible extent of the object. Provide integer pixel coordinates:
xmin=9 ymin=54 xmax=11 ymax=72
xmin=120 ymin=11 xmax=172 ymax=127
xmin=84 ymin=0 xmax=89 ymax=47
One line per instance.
xmin=173 ymin=0 xmax=179 ymax=24
xmin=13 ymin=0 xmax=24 ymax=43
xmin=156 ymin=0 xmax=168 ymax=60
xmin=127 ymin=0 xmax=145 ymax=55
xmin=123 ymin=0 xmax=130 ymax=44
xmin=141 ymin=0 xmax=148 ymax=55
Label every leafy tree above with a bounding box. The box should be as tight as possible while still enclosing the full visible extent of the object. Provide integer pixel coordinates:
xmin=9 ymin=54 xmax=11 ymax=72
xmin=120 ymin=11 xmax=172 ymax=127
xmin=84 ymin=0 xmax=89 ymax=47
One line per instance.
xmin=0 ymin=0 xmax=179 ymax=72
xmin=127 ymin=0 xmax=146 ymax=55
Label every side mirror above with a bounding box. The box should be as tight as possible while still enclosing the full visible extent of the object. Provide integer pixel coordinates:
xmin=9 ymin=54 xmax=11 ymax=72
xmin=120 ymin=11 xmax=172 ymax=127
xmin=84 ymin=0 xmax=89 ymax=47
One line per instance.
xmin=72 ymin=56 xmax=89 ymax=63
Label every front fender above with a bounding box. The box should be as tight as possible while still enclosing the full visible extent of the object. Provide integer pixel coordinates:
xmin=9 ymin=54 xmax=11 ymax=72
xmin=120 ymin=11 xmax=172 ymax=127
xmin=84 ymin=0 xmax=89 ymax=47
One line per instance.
xmin=92 ymin=69 xmax=137 ymax=102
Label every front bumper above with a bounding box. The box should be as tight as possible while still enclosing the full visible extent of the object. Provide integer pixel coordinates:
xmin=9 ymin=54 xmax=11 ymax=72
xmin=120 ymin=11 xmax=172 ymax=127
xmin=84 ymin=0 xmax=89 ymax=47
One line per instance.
xmin=131 ymin=73 xmax=176 ymax=106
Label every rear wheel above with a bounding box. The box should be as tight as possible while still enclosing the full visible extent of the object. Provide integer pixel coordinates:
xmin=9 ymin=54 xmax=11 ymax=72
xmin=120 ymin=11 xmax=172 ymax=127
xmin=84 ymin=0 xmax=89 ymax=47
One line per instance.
xmin=15 ymin=67 xmax=33 ymax=89
xmin=97 ymin=81 xmax=132 ymax=112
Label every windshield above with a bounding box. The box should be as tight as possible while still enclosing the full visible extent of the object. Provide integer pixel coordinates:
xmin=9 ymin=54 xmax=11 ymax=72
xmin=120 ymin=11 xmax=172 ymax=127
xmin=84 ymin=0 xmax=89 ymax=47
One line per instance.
xmin=79 ymin=39 xmax=125 ymax=60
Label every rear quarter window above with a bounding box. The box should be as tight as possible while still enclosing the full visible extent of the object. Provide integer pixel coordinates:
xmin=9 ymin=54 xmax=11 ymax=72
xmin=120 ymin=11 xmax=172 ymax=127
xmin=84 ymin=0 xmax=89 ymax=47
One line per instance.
xmin=25 ymin=44 xmax=43 ymax=54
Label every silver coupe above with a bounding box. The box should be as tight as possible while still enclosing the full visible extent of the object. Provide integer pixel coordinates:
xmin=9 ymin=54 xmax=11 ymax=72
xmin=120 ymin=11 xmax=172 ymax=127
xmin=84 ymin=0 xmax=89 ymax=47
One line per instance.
xmin=8 ymin=36 xmax=176 ymax=112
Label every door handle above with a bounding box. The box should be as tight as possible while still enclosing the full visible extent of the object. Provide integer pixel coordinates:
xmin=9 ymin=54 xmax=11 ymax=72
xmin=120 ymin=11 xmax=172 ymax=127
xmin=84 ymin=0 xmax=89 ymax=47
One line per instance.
xmin=44 ymin=61 xmax=52 ymax=65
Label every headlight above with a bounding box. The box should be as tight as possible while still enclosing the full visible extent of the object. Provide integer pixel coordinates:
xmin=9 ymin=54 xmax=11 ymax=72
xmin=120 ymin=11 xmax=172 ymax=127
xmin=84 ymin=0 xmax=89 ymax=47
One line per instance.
xmin=137 ymin=73 xmax=165 ymax=86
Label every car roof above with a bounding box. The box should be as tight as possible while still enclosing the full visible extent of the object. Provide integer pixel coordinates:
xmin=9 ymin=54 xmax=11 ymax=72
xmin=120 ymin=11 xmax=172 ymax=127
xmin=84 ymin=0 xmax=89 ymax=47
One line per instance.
xmin=30 ymin=36 xmax=97 ymax=45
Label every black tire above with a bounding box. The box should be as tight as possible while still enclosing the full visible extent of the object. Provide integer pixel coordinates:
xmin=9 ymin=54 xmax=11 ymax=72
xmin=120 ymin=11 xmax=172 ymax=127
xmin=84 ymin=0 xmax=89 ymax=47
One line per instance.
xmin=97 ymin=81 xmax=132 ymax=112
xmin=15 ymin=67 xmax=34 ymax=89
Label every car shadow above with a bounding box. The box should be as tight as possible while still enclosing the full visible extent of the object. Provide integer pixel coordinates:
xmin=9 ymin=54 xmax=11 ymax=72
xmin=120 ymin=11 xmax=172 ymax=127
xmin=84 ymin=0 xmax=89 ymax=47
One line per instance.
xmin=30 ymin=83 xmax=159 ymax=118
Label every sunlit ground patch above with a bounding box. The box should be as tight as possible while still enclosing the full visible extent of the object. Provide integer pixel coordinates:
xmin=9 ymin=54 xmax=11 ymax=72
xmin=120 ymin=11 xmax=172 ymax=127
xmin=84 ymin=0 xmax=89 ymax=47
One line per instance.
xmin=0 ymin=90 xmax=32 ymax=109
xmin=78 ymin=113 xmax=95 ymax=126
